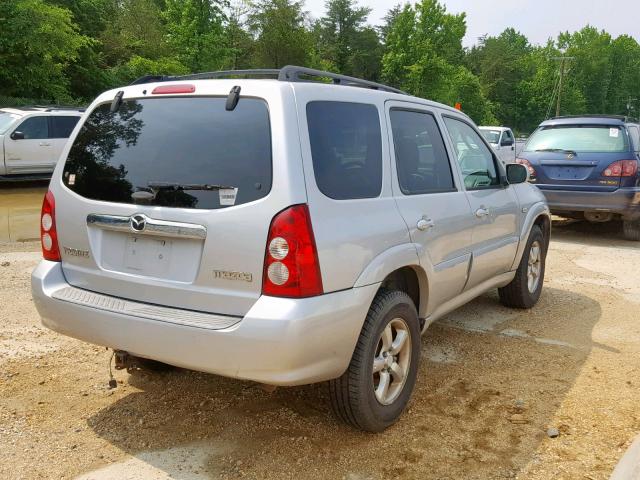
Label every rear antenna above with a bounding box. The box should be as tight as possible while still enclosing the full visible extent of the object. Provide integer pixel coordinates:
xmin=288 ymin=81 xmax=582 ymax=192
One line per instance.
xmin=225 ymin=86 xmax=241 ymax=111
xmin=110 ymin=90 xmax=124 ymax=113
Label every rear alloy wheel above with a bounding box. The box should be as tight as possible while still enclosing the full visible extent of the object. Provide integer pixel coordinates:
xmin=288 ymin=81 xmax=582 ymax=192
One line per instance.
xmin=499 ymin=225 xmax=547 ymax=309
xmin=623 ymin=220 xmax=640 ymax=241
xmin=329 ymin=290 xmax=420 ymax=432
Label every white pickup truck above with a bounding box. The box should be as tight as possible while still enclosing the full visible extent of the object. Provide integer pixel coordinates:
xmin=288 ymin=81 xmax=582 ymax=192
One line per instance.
xmin=0 ymin=106 xmax=83 ymax=180
xmin=479 ymin=126 xmax=521 ymax=166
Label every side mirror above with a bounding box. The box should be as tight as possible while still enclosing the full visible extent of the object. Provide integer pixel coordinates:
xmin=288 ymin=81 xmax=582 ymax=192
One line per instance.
xmin=506 ymin=163 xmax=528 ymax=184
xmin=10 ymin=131 xmax=25 ymax=140
xmin=501 ymin=139 xmax=514 ymax=147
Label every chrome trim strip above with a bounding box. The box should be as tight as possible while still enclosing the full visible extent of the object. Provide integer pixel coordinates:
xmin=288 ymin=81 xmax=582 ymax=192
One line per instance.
xmin=52 ymin=286 xmax=241 ymax=330
xmin=87 ymin=213 xmax=206 ymax=240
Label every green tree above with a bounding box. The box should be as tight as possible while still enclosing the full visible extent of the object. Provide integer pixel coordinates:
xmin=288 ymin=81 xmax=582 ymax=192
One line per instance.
xmin=466 ymin=28 xmax=533 ymax=131
xmin=163 ymin=0 xmax=229 ymax=72
xmin=316 ymin=0 xmax=381 ymax=79
xmin=0 ymin=0 xmax=89 ymax=100
xmin=102 ymin=0 xmax=170 ymax=62
xmin=606 ymin=35 xmax=640 ymax=115
xmin=248 ymin=0 xmax=311 ymax=68
xmin=382 ymin=0 xmax=494 ymax=123
xmin=516 ymin=42 xmax=585 ymax=132
xmin=223 ymin=1 xmax=255 ymax=69
xmin=558 ymin=26 xmax=613 ymax=114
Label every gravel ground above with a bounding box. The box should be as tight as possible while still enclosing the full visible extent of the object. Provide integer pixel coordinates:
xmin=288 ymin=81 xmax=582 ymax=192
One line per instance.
xmin=0 ymin=219 xmax=639 ymax=480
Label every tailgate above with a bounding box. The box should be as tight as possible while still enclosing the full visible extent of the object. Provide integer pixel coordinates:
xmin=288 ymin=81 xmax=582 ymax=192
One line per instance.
xmin=53 ymin=83 xmax=305 ymax=317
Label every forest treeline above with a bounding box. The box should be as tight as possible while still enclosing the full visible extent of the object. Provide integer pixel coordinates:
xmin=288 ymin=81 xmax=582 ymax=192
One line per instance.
xmin=1 ymin=0 xmax=639 ymax=133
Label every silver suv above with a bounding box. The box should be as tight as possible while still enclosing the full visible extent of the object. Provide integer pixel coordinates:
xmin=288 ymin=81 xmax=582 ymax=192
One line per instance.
xmin=32 ymin=67 xmax=550 ymax=431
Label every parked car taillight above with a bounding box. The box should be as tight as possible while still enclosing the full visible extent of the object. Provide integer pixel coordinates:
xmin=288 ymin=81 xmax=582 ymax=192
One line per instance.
xmin=602 ymin=160 xmax=638 ymax=177
xmin=41 ymin=191 xmax=61 ymax=262
xmin=262 ymin=204 xmax=323 ymax=298
xmin=516 ymin=158 xmax=536 ymax=177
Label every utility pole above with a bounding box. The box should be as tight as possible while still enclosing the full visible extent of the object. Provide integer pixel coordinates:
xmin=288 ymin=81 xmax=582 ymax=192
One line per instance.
xmin=551 ymin=57 xmax=574 ymax=117
xmin=627 ymin=97 xmax=638 ymax=118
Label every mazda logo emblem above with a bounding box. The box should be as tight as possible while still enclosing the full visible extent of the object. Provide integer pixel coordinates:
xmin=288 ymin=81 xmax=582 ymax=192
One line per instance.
xmin=130 ymin=214 xmax=146 ymax=232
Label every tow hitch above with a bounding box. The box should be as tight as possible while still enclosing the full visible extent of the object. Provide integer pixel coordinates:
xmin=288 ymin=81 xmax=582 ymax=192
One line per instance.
xmin=114 ymin=350 xmax=132 ymax=370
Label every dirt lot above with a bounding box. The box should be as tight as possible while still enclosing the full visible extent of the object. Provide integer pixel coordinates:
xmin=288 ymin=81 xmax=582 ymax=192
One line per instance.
xmin=1 ymin=220 xmax=639 ymax=480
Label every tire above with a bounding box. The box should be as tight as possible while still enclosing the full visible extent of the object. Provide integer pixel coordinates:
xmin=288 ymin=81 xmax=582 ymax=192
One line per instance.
xmin=623 ymin=220 xmax=640 ymax=241
xmin=329 ymin=289 xmax=421 ymax=432
xmin=498 ymin=225 xmax=546 ymax=309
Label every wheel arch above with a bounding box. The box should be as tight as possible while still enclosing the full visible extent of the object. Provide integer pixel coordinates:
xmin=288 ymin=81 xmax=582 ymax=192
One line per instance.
xmin=353 ymin=243 xmax=429 ymax=319
xmin=510 ymin=202 xmax=551 ymax=270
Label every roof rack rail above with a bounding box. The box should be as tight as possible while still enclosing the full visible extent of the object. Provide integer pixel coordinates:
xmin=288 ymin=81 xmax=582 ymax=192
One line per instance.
xmin=20 ymin=105 xmax=86 ymax=112
xmin=130 ymin=65 xmax=406 ymax=94
xmin=551 ymin=114 xmax=637 ymax=123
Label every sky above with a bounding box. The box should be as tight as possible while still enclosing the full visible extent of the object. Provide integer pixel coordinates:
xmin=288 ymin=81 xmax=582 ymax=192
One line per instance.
xmin=304 ymin=0 xmax=640 ymax=47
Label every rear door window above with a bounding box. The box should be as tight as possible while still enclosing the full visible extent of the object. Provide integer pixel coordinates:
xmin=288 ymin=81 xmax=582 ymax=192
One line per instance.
xmin=63 ymin=97 xmax=272 ymax=209
xmin=50 ymin=116 xmax=80 ymax=138
xmin=307 ymin=101 xmax=382 ymax=200
xmin=390 ymin=109 xmax=455 ymax=194
xmin=443 ymin=116 xmax=501 ymax=189
xmin=16 ymin=116 xmax=48 ymax=139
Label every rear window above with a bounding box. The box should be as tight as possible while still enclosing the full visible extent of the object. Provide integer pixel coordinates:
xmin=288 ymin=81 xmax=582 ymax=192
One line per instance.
xmin=480 ymin=129 xmax=501 ymax=144
xmin=307 ymin=101 xmax=382 ymax=200
xmin=525 ymin=125 xmax=629 ymax=153
xmin=63 ymin=97 xmax=272 ymax=209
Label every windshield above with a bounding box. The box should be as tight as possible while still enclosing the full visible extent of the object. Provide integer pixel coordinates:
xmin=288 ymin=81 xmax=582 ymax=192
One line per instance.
xmin=62 ymin=97 xmax=272 ymax=209
xmin=525 ymin=125 xmax=629 ymax=153
xmin=0 ymin=112 xmax=20 ymax=134
xmin=480 ymin=129 xmax=501 ymax=144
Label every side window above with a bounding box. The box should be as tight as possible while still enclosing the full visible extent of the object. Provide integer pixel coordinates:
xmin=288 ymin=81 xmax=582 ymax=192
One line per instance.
xmin=443 ymin=116 xmax=501 ymax=190
xmin=629 ymin=126 xmax=640 ymax=151
xmin=307 ymin=101 xmax=382 ymax=200
xmin=50 ymin=116 xmax=80 ymax=138
xmin=501 ymin=130 xmax=514 ymax=145
xmin=15 ymin=116 xmax=48 ymax=140
xmin=390 ymin=109 xmax=455 ymax=194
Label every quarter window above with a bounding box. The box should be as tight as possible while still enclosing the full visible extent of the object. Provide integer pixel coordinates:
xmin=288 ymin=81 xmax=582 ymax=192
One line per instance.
xmin=390 ymin=109 xmax=455 ymax=194
xmin=16 ymin=116 xmax=48 ymax=140
xmin=629 ymin=126 xmax=640 ymax=151
xmin=444 ymin=117 xmax=501 ymax=190
xmin=307 ymin=102 xmax=383 ymax=200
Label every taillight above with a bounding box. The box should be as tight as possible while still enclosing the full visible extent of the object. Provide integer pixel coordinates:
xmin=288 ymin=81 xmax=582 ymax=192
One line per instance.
xmin=516 ymin=158 xmax=536 ymax=177
xmin=41 ymin=191 xmax=61 ymax=261
xmin=262 ymin=204 xmax=323 ymax=298
xmin=602 ymin=160 xmax=638 ymax=177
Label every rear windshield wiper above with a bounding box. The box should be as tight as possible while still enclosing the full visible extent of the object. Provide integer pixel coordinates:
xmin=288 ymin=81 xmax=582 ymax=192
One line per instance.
xmin=535 ymin=148 xmax=578 ymax=156
xmin=146 ymin=182 xmax=235 ymax=191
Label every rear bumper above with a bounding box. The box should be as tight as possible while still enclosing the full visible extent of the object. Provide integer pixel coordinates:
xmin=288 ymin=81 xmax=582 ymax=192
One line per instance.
xmin=538 ymin=187 xmax=640 ymax=220
xmin=32 ymin=261 xmax=379 ymax=386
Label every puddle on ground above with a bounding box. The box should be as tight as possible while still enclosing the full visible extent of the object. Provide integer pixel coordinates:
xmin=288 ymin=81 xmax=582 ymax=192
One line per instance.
xmin=0 ymin=185 xmax=47 ymax=243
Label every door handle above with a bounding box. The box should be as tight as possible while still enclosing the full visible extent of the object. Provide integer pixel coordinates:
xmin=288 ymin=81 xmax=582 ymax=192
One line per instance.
xmin=416 ymin=218 xmax=435 ymax=231
xmin=475 ymin=207 xmax=490 ymax=218
xmin=39 ymin=142 xmax=51 ymax=147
